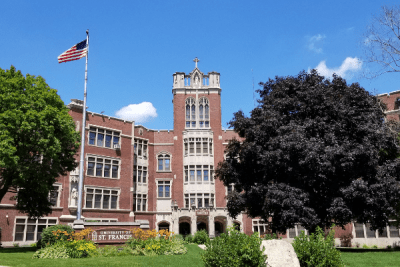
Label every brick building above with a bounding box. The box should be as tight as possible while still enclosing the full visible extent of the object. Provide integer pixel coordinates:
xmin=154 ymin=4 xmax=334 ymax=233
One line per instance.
xmin=2 ymin=61 xmax=400 ymax=247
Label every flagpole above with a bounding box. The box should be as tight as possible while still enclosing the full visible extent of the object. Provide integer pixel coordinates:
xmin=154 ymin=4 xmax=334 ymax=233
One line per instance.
xmin=76 ymin=29 xmax=89 ymax=225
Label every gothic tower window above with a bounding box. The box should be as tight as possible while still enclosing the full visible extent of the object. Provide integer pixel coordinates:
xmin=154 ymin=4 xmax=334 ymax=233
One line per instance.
xmin=199 ymin=97 xmax=209 ymax=128
xmin=186 ymin=97 xmax=196 ymax=128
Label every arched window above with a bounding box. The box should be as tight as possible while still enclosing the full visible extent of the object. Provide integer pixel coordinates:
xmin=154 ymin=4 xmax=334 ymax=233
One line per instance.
xmin=199 ymin=97 xmax=209 ymax=128
xmin=185 ymin=97 xmax=196 ymax=128
xmin=157 ymin=153 xmax=171 ymax=171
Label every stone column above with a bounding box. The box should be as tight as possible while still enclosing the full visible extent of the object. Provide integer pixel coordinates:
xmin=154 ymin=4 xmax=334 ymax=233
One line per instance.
xmin=172 ymin=217 xmax=179 ymax=234
xmin=209 ymin=215 xmax=215 ymax=238
xmin=191 ymin=216 xmax=197 ymax=236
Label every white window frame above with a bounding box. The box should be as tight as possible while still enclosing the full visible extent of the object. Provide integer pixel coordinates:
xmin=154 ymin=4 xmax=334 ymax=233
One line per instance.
xmin=134 ymin=139 xmax=148 ymax=159
xmin=157 ymin=152 xmax=171 ymax=172
xmin=134 ymin=165 xmax=148 ymax=184
xmin=184 ymin=137 xmax=213 ymax=157
xmin=184 ymin=165 xmax=214 ymax=183
xmin=287 ymin=225 xmax=308 ymax=238
xmin=84 ymin=186 xmax=120 ymax=210
xmin=198 ymin=97 xmax=210 ymax=128
xmin=133 ymin=193 xmax=147 ymax=212
xmin=157 ymin=180 xmax=172 ymax=199
xmin=185 ymin=97 xmax=196 ymax=128
xmin=353 ymin=222 xmax=396 ymax=238
xmin=86 ymin=154 xmax=121 ymax=179
xmin=14 ymin=217 xmax=58 ymax=242
xmin=226 ymin=183 xmax=235 ymax=196
xmin=184 ymin=193 xmax=214 ymax=208
xmin=252 ymin=219 xmax=269 ymax=236
xmin=88 ymin=126 xmax=121 ymax=149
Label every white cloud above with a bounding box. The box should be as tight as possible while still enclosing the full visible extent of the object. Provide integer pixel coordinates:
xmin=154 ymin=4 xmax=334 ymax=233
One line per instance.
xmin=307 ymin=34 xmax=326 ymax=53
xmin=115 ymin=102 xmax=157 ymax=123
xmin=314 ymin=57 xmax=362 ymax=78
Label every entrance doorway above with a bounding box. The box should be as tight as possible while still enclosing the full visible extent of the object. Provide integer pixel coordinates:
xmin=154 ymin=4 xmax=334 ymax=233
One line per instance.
xmin=197 ymin=222 xmax=207 ymax=232
xmin=215 ymin=222 xmax=223 ymax=236
xmin=179 ymin=222 xmax=191 ymax=236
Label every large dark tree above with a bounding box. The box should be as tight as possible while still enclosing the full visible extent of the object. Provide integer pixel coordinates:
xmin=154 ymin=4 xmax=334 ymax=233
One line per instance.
xmin=216 ymin=70 xmax=400 ymax=233
xmin=0 ymin=66 xmax=80 ymax=217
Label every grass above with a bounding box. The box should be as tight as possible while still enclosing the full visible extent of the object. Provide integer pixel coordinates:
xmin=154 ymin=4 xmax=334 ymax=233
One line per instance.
xmin=0 ymin=244 xmax=205 ymax=267
xmin=3 ymin=245 xmax=400 ymax=267
xmin=341 ymin=251 xmax=400 ymax=267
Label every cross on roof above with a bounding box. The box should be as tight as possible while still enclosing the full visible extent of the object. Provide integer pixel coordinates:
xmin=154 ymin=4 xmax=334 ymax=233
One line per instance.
xmin=193 ymin=57 xmax=200 ymax=68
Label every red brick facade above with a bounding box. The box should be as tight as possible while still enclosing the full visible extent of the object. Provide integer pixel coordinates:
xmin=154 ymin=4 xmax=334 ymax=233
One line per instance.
xmin=1 ymin=64 xmax=396 ymax=247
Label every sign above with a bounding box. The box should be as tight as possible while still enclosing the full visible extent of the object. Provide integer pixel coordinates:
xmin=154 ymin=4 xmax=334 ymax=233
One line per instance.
xmin=91 ymin=228 xmax=132 ymax=243
xmin=196 ymin=209 xmax=210 ymax=216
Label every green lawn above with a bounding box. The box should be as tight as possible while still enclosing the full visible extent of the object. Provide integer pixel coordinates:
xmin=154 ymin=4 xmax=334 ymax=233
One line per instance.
xmin=3 ymin=246 xmax=400 ymax=267
xmin=0 ymin=245 xmax=205 ymax=267
xmin=341 ymin=251 xmax=400 ymax=267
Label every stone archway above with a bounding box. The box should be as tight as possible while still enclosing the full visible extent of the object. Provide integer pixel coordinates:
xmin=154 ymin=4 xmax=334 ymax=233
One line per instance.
xmin=214 ymin=216 xmax=227 ymax=236
xmin=179 ymin=216 xmax=191 ymax=236
xmin=214 ymin=221 xmax=223 ymax=236
xmin=197 ymin=216 xmax=208 ymax=233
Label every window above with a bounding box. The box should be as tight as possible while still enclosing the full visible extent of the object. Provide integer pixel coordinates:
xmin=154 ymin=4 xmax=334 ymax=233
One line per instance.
xmin=88 ymin=127 xmax=120 ymax=148
xmin=87 ymin=156 xmax=120 ymax=179
xmin=227 ymin=184 xmax=235 ymax=195
xmin=287 ymin=225 xmax=307 ymax=238
xmin=252 ymin=220 xmax=268 ymax=236
xmin=133 ymin=194 xmax=147 ymax=211
xmin=157 ymin=153 xmax=171 ymax=171
xmin=184 ymin=138 xmax=213 ymax=156
xmin=158 ymin=181 xmax=171 ymax=198
xmin=353 ymin=222 xmax=399 ymax=238
xmin=185 ymin=97 xmax=210 ymax=129
xmin=85 ymin=188 xmax=119 ymax=209
xmin=49 ymin=185 xmax=61 ymax=207
xmin=184 ymin=165 xmax=213 ymax=183
xmin=134 ymin=166 xmax=147 ymax=184
xmin=14 ymin=218 xmax=57 ymax=242
xmin=184 ymin=193 xmax=214 ymax=208
xmin=134 ymin=139 xmax=148 ymax=159
xmin=185 ymin=97 xmax=196 ymax=128
xmin=199 ymin=97 xmax=210 ymax=128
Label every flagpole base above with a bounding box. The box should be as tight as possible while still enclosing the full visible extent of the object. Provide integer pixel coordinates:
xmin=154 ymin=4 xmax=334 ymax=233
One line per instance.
xmin=73 ymin=219 xmax=85 ymax=230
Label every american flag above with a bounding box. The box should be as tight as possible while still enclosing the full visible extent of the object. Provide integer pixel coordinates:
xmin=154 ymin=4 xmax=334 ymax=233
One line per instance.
xmin=58 ymin=40 xmax=88 ymax=63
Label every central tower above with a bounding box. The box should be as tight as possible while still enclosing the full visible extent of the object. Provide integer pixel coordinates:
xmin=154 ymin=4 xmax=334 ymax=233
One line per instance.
xmin=171 ymin=58 xmax=226 ymax=236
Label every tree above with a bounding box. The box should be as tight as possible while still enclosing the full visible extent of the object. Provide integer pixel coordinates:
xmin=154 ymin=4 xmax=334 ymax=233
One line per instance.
xmin=0 ymin=66 xmax=80 ymax=217
xmin=216 ymin=70 xmax=400 ymax=233
xmin=363 ymin=5 xmax=400 ymax=77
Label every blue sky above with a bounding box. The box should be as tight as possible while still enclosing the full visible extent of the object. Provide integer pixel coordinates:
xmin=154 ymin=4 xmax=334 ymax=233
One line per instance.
xmin=1 ymin=0 xmax=398 ymax=130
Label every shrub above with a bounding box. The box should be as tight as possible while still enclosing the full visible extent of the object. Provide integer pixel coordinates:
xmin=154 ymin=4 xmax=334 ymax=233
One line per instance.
xmin=193 ymin=230 xmax=209 ymax=244
xmin=34 ymin=227 xmax=96 ymax=259
xmin=33 ymin=243 xmax=69 ymax=259
xmin=126 ymin=229 xmax=187 ymax=256
xmin=184 ymin=234 xmax=194 ymax=243
xmin=262 ymin=233 xmax=281 ymax=240
xmin=362 ymin=244 xmax=370 ymax=249
xmin=39 ymin=224 xmax=74 ymax=248
xmin=292 ymin=226 xmax=343 ymax=267
xmin=201 ymin=227 xmax=266 ymax=267
xmin=372 ymin=245 xmax=378 ymax=249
